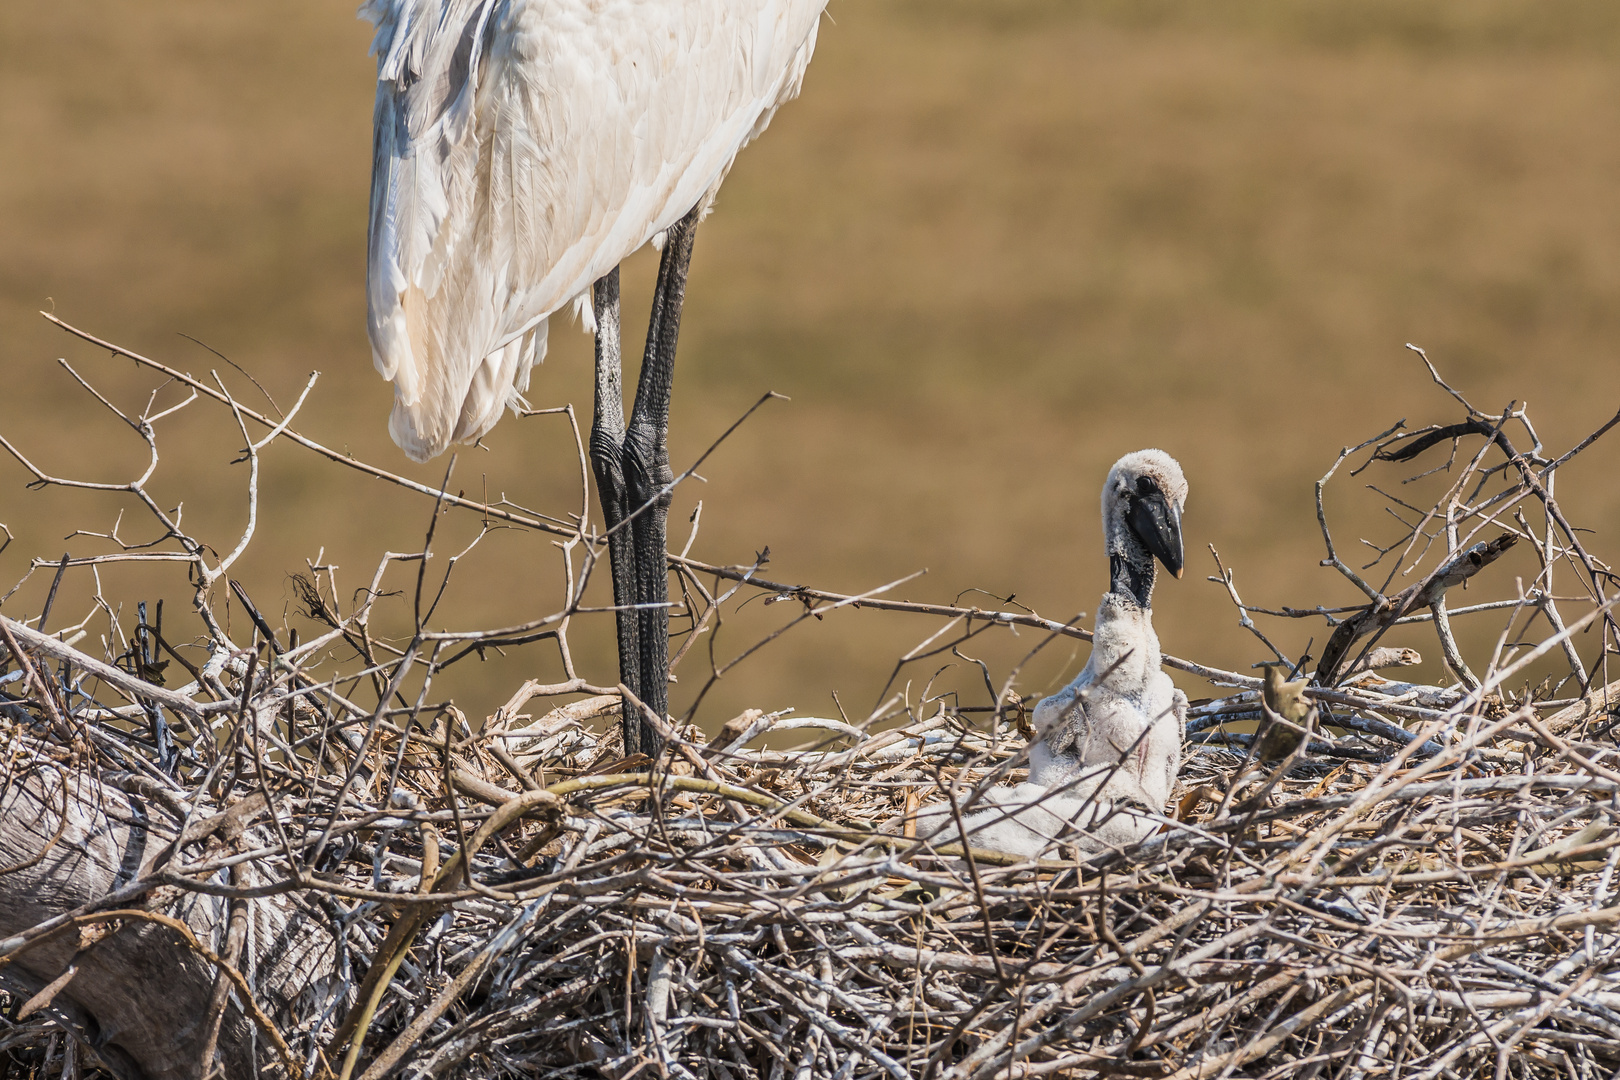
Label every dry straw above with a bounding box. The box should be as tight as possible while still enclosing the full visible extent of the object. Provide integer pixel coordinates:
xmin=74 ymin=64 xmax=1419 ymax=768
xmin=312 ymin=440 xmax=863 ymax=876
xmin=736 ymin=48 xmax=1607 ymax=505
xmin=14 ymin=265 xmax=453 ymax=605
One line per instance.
xmin=2 ymin=319 xmax=1619 ymax=1079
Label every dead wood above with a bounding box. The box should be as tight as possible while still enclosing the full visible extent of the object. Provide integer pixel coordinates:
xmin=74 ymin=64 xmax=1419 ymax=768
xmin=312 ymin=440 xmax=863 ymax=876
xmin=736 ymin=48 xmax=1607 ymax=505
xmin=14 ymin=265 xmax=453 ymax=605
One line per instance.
xmin=1313 ymin=533 xmax=1518 ymax=686
xmin=1 ymin=324 xmax=1618 ymax=1079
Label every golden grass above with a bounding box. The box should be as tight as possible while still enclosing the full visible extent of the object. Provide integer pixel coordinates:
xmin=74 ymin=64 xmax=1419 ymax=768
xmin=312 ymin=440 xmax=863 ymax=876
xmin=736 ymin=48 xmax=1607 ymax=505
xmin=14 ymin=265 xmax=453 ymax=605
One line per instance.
xmin=2 ymin=0 xmax=1619 ymax=726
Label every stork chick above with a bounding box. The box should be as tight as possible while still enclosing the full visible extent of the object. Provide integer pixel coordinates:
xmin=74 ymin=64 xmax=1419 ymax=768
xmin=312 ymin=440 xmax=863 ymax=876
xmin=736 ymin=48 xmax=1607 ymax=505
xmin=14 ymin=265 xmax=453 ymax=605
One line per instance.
xmin=916 ymin=450 xmax=1189 ymax=858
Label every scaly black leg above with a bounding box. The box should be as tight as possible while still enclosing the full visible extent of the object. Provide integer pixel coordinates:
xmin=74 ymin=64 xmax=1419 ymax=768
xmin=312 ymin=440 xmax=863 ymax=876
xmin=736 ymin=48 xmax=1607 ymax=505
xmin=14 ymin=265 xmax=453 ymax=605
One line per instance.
xmin=623 ymin=207 xmax=702 ymax=759
xmin=587 ymin=267 xmax=645 ymax=755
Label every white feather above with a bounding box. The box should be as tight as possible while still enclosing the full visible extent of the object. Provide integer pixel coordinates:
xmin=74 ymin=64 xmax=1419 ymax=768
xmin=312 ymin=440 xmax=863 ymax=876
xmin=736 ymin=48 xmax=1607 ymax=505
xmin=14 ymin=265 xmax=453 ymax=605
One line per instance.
xmin=914 ymin=775 xmax=1167 ymax=860
xmin=363 ymin=0 xmax=827 ymax=461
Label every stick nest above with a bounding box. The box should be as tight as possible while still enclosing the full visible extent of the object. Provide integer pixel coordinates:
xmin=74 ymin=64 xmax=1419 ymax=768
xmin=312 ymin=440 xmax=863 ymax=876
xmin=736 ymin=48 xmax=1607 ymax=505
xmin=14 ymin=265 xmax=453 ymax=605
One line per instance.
xmin=2 ymin=326 xmax=1620 ymax=1079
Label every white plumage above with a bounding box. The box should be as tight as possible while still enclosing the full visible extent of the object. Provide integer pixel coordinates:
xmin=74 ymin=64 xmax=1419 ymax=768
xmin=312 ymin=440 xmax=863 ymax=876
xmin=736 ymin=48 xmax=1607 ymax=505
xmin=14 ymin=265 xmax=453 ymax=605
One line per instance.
xmin=915 ymin=450 xmax=1189 ymax=859
xmin=362 ymin=0 xmax=827 ymax=462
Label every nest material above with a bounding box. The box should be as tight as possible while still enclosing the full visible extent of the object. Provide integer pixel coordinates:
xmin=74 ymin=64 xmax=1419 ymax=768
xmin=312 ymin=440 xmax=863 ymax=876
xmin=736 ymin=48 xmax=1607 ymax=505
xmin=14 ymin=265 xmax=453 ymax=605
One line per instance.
xmin=5 ymin=659 xmax=1620 ymax=1080
xmin=2 ymin=324 xmax=1620 ymax=1079
xmin=372 ymin=688 xmax=1620 ymax=1080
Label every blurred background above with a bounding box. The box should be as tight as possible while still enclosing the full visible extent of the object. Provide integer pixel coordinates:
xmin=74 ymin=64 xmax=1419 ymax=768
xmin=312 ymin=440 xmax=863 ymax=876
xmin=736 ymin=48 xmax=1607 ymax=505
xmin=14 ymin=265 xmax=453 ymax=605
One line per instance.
xmin=2 ymin=0 xmax=1619 ymax=730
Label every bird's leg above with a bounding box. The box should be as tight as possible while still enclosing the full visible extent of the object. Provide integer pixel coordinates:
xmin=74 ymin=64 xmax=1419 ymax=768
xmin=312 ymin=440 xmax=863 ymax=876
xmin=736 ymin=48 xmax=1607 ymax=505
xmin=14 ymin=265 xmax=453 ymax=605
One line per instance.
xmin=587 ymin=267 xmax=645 ymax=755
xmin=623 ymin=206 xmax=702 ymax=758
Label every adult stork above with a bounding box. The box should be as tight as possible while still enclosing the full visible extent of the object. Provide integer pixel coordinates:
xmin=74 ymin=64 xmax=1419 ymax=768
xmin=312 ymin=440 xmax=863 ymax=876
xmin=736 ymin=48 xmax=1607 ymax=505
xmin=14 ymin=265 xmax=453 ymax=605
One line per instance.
xmin=361 ymin=1 xmax=829 ymax=757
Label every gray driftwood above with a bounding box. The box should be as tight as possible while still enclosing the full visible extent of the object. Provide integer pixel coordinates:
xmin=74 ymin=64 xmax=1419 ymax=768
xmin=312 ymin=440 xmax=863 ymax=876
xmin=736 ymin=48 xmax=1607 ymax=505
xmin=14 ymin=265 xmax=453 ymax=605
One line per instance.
xmin=0 ymin=769 xmax=334 ymax=1080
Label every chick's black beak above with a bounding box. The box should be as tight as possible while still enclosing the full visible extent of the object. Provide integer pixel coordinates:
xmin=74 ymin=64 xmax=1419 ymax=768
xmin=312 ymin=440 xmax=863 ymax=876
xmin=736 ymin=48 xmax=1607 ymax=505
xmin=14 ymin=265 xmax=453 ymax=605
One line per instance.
xmin=1127 ymin=491 xmax=1184 ymax=579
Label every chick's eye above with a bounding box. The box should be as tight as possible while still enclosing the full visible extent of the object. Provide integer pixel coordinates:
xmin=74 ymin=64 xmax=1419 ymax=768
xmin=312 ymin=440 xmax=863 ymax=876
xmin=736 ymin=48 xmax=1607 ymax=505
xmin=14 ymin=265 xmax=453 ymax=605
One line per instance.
xmin=1134 ymin=476 xmax=1161 ymax=498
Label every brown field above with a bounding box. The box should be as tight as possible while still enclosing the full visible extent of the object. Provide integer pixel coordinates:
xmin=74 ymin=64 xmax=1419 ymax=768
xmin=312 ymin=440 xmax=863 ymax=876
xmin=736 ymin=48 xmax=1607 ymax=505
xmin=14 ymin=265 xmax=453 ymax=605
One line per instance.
xmin=2 ymin=0 xmax=1619 ymax=728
